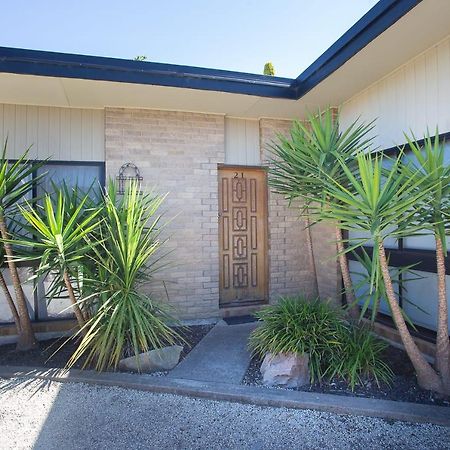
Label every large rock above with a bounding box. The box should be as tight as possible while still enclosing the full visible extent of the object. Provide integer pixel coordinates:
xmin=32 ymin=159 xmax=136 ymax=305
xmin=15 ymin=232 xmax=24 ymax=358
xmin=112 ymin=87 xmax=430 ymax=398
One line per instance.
xmin=260 ymin=352 xmax=310 ymax=388
xmin=119 ymin=345 xmax=183 ymax=373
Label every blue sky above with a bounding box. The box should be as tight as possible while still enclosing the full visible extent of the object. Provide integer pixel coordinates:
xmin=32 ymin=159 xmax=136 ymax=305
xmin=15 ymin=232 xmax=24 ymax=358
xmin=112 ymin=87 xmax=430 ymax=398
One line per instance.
xmin=1 ymin=1 xmax=379 ymax=78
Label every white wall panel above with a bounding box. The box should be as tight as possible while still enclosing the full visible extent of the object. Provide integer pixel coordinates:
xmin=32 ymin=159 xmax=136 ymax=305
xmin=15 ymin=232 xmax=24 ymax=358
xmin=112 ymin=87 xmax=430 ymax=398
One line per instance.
xmin=225 ymin=117 xmax=260 ymax=165
xmin=0 ymin=104 xmax=104 ymax=161
xmin=341 ymin=35 xmax=450 ymax=149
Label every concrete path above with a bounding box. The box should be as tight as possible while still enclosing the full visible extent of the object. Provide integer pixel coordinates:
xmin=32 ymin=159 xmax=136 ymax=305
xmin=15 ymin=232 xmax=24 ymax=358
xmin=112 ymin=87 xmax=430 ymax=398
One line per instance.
xmin=168 ymin=320 xmax=257 ymax=384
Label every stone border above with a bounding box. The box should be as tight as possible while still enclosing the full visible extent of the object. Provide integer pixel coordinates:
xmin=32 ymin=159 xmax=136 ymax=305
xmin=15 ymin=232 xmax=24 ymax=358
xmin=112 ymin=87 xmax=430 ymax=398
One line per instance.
xmin=1 ymin=365 xmax=449 ymax=426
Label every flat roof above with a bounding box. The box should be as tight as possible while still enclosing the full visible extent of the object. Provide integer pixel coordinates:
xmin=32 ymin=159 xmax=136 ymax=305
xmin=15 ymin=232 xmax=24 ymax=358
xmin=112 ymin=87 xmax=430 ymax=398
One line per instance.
xmin=0 ymin=0 xmax=421 ymax=100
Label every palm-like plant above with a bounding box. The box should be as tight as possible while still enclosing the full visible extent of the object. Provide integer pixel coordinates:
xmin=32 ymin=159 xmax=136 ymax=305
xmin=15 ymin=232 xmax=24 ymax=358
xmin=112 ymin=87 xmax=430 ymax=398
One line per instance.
xmin=350 ymin=247 xmax=422 ymax=325
xmin=401 ymin=130 xmax=450 ymax=390
xmin=320 ymin=151 xmax=447 ymax=393
xmin=269 ymin=108 xmax=374 ymax=316
xmin=0 ymin=142 xmax=45 ymax=350
xmin=0 ymin=243 xmax=20 ymax=329
xmin=16 ymin=192 xmax=102 ymax=333
xmin=69 ymin=181 xmax=179 ymax=371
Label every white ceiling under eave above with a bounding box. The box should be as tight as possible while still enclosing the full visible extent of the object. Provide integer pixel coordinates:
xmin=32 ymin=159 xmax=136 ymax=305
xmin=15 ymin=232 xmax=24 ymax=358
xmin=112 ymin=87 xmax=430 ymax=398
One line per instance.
xmin=295 ymin=0 xmax=450 ymax=113
xmin=0 ymin=72 xmax=304 ymax=119
xmin=0 ymin=0 xmax=448 ymax=120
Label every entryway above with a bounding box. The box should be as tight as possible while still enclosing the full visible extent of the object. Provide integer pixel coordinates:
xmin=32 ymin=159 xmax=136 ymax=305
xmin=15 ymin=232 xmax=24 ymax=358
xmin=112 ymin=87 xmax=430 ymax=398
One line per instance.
xmin=218 ymin=165 xmax=268 ymax=307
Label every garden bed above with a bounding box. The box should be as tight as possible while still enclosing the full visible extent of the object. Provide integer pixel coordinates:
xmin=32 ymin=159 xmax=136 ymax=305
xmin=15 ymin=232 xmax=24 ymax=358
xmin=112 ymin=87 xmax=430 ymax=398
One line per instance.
xmin=0 ymin=324 xmax=214 ymax=373
xmin=242 ymin=345 xmax=450 ymax=407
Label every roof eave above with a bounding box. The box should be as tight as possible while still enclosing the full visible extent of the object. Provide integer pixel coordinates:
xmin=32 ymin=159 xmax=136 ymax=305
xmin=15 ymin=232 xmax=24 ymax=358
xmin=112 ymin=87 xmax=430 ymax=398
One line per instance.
xmin=292 ymin=0 xmax=422 ymax=98
xmin=0 ymin=47 xmax=298 ymax=100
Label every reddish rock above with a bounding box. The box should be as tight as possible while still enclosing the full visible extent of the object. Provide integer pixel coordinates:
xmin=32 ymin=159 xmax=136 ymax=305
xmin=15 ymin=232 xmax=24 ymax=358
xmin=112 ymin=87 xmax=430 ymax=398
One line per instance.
xmin=260 ymin=352 xmax=310 ymax=388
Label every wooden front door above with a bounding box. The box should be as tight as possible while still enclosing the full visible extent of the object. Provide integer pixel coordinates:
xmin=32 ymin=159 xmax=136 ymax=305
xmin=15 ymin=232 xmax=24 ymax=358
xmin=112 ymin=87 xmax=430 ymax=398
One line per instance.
xmin=218 ymin=166 xmax=268 ymax=306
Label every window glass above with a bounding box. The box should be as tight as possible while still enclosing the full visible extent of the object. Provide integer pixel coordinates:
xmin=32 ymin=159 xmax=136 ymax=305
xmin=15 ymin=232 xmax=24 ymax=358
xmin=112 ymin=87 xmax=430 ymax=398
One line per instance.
xmin=402 ymin=142 xmax=450 ymax=251
xmin=402 ymin=271 xmax=450 ymax=333
xmin=36 ymin=163 xmax=103 ymax=197
xmin=0 ymin=268 xmax=35 ymax=323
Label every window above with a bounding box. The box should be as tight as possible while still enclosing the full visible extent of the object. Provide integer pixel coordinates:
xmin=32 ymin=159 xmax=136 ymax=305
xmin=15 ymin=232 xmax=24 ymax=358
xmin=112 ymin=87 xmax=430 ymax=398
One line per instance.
xmin=0 ymin=160 xmax=105 ymax=323
xmin=36 ymin=162 xmax=105 ymax=197
xmin=348 ymin=134 xmax=450 ymax=335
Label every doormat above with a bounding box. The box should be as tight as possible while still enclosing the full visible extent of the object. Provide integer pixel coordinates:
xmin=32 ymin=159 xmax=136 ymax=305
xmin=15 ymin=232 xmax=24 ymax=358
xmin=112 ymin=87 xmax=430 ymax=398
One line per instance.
xmin=223 ymin=315 xmax=259 ymax=325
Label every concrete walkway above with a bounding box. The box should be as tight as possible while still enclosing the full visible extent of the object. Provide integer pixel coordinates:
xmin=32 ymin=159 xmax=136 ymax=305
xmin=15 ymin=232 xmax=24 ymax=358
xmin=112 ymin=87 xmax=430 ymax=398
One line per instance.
xmin=168 ymin=320 xmax=257 ymax=384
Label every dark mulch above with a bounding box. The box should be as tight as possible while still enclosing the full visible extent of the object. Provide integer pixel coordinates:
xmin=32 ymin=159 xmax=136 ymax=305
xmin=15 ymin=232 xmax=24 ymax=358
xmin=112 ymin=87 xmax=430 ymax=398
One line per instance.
xmin=242 ymin=345 xmax=450 ymax=407
xmin=0 ymin=324 xmax=214 ymax=372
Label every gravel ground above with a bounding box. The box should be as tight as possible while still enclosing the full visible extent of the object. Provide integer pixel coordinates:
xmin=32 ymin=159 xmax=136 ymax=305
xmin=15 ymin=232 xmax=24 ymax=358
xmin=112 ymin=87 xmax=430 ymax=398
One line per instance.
xmin=0 ymin=377 xmax=449 ymax=450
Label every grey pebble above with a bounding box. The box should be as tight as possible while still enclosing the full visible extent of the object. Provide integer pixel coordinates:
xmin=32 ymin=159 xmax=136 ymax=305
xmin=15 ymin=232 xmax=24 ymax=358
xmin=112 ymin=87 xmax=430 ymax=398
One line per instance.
xmin=0 ymin=377 xmax=449 ymax=450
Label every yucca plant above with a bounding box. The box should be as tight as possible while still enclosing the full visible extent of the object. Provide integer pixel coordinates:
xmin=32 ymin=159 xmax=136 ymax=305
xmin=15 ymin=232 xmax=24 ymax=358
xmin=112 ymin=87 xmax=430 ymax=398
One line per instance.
xmin=42 ymin=181 xmax=104 ymax=314
xmin=249 ymin=296 xmax=345 ymax=382
xmin=14 ymin=191 xmax=102 ymax=333
xmin=0 ymin=142 xmax=46 ymax=350
xmin=269 ymin=108 xmax=374 ymax=317
xmin=329 ymin=325 xmax=393 ymax=390
xmin=351 ymin=247 xmax=423 ymax=326
xmin=68 ymin=181 xmax=180 ymax=371
xmin=320 ymin=150 xmax=447 ymax=393
xmin=400 ymin=130 xmax=450 ymax=390
xmin=0 ymin=242 xmax=20 ymax=330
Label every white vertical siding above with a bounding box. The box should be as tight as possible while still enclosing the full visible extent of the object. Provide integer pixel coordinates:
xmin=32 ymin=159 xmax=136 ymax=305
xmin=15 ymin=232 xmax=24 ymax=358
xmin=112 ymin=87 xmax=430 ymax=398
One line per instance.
xmin=340 ymin=34 xmax=450 ymax=149
xmin=0 ymin=104 xmax=105 ymax=161
xmin=225 ymin=117 xmax=261 ymax=165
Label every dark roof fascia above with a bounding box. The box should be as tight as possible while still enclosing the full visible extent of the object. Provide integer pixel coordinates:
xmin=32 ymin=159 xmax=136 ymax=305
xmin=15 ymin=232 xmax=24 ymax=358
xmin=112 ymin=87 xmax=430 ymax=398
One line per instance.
xmin=0 ymin=0 xmax=422 ymax=101
xmin=291 ymin=0 xmax=422 ymax=98
xmin=0 ymin=46 xmax=297 ymax=99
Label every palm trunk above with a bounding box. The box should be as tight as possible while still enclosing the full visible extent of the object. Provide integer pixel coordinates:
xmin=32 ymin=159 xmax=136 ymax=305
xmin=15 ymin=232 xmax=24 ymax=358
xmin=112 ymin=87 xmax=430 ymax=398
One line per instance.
xmin=378 ymin=240 xmax=444 ymax=393
xmin=0 ymin=270 xmax=21 ymax=332
xmin=304 ymin=211 xmax=319 ymax=298
xmin=434 ymin=233 xmax=449 ymax=390
xmin=335 ymin=226 xmax=359 ymax=320
xmin=0 ymin=213 xmax=37 ymax=350
xmin=63 ymin=270 xmax=86 ymax=336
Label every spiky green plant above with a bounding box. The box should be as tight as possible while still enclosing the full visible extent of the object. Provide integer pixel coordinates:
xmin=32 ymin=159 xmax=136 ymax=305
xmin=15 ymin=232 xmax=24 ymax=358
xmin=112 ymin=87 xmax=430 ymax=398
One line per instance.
xmin=269 ymin=108 xmax=374 ymax=318
xmin=319 ymin=150 xmax=447 ymax=393
xmin=400 ymin=130 xmax=450 ymax=390
xmin=14 ymin=191 xmax=102 ymax=332
xmin=351 ymin=247 xmax=423 ymax=326
xmin=249 ymin=296 xmax=345 ymax=382
xmin=329 ymin=325 xmax=393 ymax=390
xmin=68 ymin=181 xmax=180 ymax=371
xmin=0 ymin=142 xmax=46 ymax=350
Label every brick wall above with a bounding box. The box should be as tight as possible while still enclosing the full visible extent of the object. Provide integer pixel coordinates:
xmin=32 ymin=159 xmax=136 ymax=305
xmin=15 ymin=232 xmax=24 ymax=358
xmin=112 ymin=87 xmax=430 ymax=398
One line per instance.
xmin=104 ymin=109 xmax=339 ymax=321
xmin=260 ymin=118 xmax=340 ymax=304
xmin=105 ymin=108 xmax=224 ymax=319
